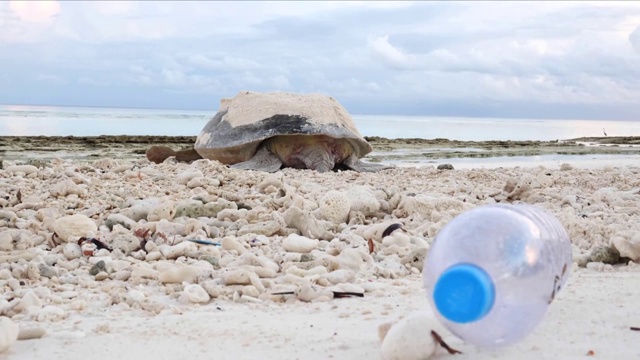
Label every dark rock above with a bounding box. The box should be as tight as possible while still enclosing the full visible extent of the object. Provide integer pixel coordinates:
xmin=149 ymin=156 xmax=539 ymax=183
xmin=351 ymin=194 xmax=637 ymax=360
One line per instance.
xmin=89 ymin=260 xmax=107 ymax=276
xmin=437 ymin=164 xmax=454 ymax=170
xmin=26 ymin=159 xmax=49 ymax=168
xmin=590 ymin=246 xmax=620 ymax=264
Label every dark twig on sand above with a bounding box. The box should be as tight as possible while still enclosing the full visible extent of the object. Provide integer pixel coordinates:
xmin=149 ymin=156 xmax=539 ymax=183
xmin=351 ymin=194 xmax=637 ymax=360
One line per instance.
xmin=271 ymin=291 xmax=364 ymax=298
xmin=431 ymin=330 xmax=463 ymax=355
xmin=381 ymin=223 xmax=403 ymax=238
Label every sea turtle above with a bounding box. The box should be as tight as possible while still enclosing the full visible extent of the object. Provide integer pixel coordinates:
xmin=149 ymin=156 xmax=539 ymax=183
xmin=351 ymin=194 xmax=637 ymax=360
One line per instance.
xmin=146 ymin=91 xmax=393 ymax=173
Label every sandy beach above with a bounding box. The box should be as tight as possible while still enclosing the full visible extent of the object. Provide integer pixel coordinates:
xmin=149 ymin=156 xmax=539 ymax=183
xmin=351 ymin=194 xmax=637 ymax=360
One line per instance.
xmin=1 ymin=137 xmax=640 ymax=359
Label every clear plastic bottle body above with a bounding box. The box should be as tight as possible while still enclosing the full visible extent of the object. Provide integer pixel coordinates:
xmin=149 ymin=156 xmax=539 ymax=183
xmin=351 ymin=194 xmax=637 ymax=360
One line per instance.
xmin=423 ymin=204 xmax=573 ymax=348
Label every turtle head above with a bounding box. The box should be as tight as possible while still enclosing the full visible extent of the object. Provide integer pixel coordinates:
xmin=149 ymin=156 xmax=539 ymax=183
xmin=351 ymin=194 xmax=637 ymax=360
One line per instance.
xmin=264 ymin=135 xmax=353 ymax=172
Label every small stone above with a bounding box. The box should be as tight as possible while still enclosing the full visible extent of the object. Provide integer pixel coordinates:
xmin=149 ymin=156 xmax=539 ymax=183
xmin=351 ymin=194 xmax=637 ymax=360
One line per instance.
xmin=282 ymin=234 xmax=319 ymax=253
xmin=222 ymin=269 xmax=253 ymax=286
xmin=179 ymin=284 xmax=210 ymax=304
xmin=590 ymin=246 xmax=620 ymax=264
xmin=104 ymin=214 xmax=137 ymax=230
xmin=126 ymin=290 xmax=146 ymax=307
xmin=236 ymin=221 xmax=281 ymax=236
xmin=145 ymin=251 xmax=162 ymax=261
xmin=0 ymin=317 xmax=19 ymax=353
xmin=401 ymin=248 xmax=428 ymax=271
xmin=177 ymin=169 xmax=204 ymax=185
xmin=52 ymin=214 xmax=98 ymax=242
xmin=560 ymin=163 xmax=573 ymax=171
xmin=17 ymin=327 xmax=46 ymax=340
xmin=26 ymin=159 xmax=49 ymax=169
xmin=199 ymin=255 xmax=219 ymax=268
xmin=175 ymin=200 xmax=205 ymax=218
xmin=317 ymin=191 xmax=351 ymax=224
xmin=35 ymin=305 xmax=66 ymax=322
xmin=221 ymin=237 xmax=247 ymax=255
xmin=95 ymin=271 xmax=109 ymax=281
xmin=147 ymin=201 xmax=176 ymax=222
xmin=130 ymin=264 xmax=159 ymax=280
xmin=380 ymin=311 xmax=439 ymax=360
xmin=346 ymin=186 xmax=381 ymax=216
xmin=62 ymin=242 xmax=83 ymax=260
xmin=437 ymin=163 xmax=454 ymax=170
xmin=0 ymin=269 xmax=12 ymax=280
xmin=586 ymin=262 xmax=606 ymax=271
xmin=6 ymin=165 xmax=39 ymax=176
xmin=611 ymin=235 xmax=640 ymax=262
xmin=38 ymin=264 xmax=58 ymax=278
xmin=159 ymin=241 xmax=199 ymax=259
xmin=14 ymin=290 xmax=42 ymax=313
xmin=158 ymin=266 xmax=199 ymax=284
xmin=89 ymin=260 xmax=106 ymax=276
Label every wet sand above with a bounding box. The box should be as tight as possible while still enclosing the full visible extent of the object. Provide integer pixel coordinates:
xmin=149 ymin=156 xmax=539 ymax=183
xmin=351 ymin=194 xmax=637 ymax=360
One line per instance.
xmin=1 ymin=136 xmax=639 ymax=166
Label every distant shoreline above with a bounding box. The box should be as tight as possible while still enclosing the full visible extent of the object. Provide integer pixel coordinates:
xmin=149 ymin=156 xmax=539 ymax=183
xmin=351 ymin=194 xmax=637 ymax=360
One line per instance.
xmin=1 ymin=135 xmax=639 ymax=163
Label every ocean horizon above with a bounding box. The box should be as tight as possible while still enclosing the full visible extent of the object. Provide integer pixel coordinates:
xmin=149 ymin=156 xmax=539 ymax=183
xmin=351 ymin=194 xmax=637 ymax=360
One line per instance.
xmin=1 ymin=104 xmax=639 ymax=142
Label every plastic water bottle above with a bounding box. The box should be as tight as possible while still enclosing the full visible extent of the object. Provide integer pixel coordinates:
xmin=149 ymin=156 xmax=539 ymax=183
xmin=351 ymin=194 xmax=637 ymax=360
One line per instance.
xmin=422 ymin=204 xmax=573 ymax=348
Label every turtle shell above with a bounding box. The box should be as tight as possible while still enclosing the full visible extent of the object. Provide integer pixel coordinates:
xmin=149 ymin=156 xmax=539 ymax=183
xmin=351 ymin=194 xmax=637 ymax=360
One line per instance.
xmin=194 ymin=91 xmax=372 ymax=165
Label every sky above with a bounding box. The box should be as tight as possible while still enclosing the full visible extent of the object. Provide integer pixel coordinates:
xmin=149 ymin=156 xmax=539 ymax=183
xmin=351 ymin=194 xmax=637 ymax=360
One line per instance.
xmin=1 ymin=1 xmax=640 ymax=120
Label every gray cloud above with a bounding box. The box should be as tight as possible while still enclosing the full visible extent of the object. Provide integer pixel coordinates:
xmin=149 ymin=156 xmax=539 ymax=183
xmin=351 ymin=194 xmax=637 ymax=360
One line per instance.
xmin=631 ymin=26 xmax=640 ymax=53
xmin=0 ymin=1 xmax=639 ymax=119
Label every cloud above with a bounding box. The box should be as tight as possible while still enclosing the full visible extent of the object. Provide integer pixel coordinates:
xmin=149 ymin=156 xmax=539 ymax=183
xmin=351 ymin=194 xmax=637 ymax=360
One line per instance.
xmin=184 ymin=54 xmax=263 ymax=72
xmin=368 ymin=35 xmax=417 ymax=70
xmin=8 ymin=0 xmax=60 ymax=23
xmin=631 ymin=26 xmax=640 ymax=53
xmin=1 ymin=1 xmax=640 ymax=118
xmin=37 ymin=74 xmax=65 ymax=84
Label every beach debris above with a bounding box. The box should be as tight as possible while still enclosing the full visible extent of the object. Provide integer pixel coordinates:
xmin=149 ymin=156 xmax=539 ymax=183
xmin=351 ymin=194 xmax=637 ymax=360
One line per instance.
xmin=431 ymin=331 xmax=463 ymax=355
xmin=271 ymin=289 xmax=364 ymax=300
xmin=437 ymin=163 xmax=454 ymax=170
xmin=147 ymin=91 xmax=394 ymax=172
xmin=381 ymin=223 xmax=403 ymax=238
xmin=187 ymin=239 xmax=221 ymax=246
xmin=368 ymin=238 xmax=375 ymax=254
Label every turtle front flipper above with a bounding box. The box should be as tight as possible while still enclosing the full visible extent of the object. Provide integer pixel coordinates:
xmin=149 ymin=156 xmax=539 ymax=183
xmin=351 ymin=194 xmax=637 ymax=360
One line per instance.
xmin=230 ymin=146 xmax=283 ymax=172
xmin=146 ymin=146 xmax=202 ymax=164
xmin=343 ymin=154 xmax=395 ymax=172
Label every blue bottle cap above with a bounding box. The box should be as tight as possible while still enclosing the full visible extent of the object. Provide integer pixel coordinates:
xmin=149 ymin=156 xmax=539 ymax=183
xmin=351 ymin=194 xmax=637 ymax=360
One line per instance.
xmin=433 ymin=263 xmax=495 ymax=323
